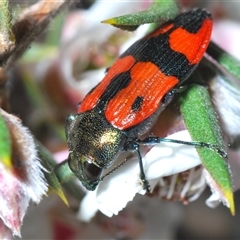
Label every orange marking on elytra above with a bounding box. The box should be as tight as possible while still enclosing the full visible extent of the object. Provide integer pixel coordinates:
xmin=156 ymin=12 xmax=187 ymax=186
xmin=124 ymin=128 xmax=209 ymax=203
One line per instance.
xmin=78 ymin=55 xmax=136 ymax=112
xmin=105 ymin=61 xmax=179 ymax=129
xmin=169 ymin=18 xmax=212 ymax=64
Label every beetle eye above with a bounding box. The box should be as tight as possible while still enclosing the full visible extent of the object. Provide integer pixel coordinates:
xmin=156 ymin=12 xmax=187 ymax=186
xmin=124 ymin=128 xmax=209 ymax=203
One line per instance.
xmin=84 ymin=161 xmax=103 ymax=182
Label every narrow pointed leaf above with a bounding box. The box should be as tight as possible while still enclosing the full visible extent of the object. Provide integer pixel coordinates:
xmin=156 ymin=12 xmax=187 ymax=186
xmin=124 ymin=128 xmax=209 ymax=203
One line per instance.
xmin=45 ymin=169 xmax=69 ymax=206
xmin=101 ymin=0 xmax=178 ymax=30
xmin=179 ymin=72 xmax=235 ymax=215
xmin=37 ymin=144 xmax=69 ymax=206
xmin=37 ymin=142 xmax=85 ymax=202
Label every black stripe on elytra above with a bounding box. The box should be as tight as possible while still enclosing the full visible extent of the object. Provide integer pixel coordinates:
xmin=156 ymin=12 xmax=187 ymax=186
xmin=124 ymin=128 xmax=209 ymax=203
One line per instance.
xmin=96 ymin=71 xmax=131 ymax=110
xmin=131 ymin=96 xmax=144 ymax=112
xmin=121 ymin=33 xmax=194 ymax=81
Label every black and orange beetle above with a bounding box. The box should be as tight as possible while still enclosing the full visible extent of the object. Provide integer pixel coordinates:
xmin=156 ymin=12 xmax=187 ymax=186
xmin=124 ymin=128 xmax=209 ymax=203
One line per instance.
xmin=66 ymin=9 xmax=213 ymax=191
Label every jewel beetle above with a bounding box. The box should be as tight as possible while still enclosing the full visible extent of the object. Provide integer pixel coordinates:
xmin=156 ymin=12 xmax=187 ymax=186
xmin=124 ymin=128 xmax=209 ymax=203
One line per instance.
xmin=66 ymin=8 xmax=213 ymax=191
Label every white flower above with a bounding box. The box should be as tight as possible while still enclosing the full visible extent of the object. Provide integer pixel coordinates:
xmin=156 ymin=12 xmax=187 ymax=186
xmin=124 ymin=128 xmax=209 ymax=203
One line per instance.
xmin=78 ymin=130 xmax=227 ymax=222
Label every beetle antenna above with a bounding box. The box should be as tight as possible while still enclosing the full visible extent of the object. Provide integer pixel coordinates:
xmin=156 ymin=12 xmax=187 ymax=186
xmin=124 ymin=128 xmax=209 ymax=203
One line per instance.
xmin=99 ymin=157 xmax=130 ymax=181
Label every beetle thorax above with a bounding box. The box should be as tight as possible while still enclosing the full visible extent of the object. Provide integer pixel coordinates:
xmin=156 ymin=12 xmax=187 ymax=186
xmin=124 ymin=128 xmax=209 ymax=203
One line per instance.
xmin=67 ymin=110 xmax=125 ymax=168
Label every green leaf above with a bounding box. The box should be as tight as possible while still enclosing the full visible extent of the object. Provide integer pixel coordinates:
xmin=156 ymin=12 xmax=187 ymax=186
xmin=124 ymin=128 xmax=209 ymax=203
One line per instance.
xmin=37 ymin=141 xmax=85 ymax=203
xmin=207 ymin=41 xmax=240 ymax=83
xmin=0 ymin=111 xmax=12 ymax=169
xmin=0 ymin=0 xmax=15 ymax=57
xmin=54 ymin=160 xmax=85 ymax=202
xmin=37 ymin=143 xmax=69 ymax=206
xmin=101 ymin=0 xmax=179 ymax=30
xmin=54 ymin=159 xmax=74 ymax=183
xmin=0 ymin=0 xmax=13 ymax=37
xmin=179 ymin=71 xmax=235 ymax=215
xmin=46 ymin=169 xmax=69 ymax=206
xmin=37 ymin=141 xmax=74 ymax=184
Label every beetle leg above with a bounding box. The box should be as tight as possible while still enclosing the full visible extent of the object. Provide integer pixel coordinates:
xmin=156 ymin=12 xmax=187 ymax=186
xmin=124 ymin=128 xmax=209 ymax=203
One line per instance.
xmin=125 ymin=142 xmax=151 ymax=192
xmin=137 ymin=137 xmax=227 ymax=159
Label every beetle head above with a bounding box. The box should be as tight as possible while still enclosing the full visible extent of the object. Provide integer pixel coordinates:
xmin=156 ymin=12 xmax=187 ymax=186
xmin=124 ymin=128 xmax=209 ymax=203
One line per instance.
xmin=66 ymin=111 xmax=125 ymax=190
